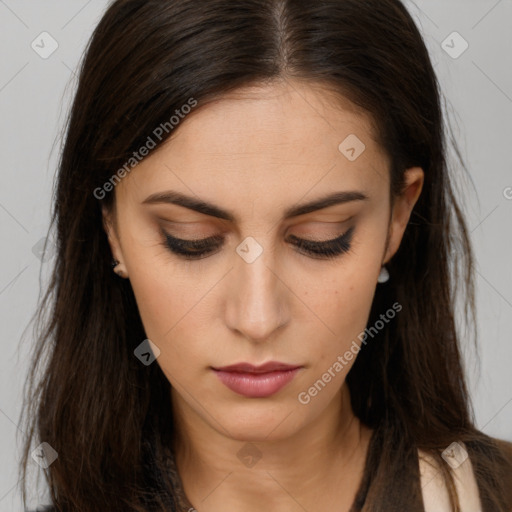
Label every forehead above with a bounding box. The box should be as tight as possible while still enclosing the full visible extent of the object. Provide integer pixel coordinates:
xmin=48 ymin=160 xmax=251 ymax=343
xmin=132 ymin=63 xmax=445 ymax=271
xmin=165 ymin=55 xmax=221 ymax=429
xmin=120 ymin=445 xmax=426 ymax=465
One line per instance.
xmin=166 ymin=80 xmax=380 ymax=156
xmin=118 ymin=80 xmax=389 ymax=217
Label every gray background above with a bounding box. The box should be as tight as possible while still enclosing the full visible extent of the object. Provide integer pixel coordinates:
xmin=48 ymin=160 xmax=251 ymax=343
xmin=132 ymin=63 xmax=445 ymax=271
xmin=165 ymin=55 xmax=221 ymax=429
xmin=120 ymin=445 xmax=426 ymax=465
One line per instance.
xmin=1 ymin=0 xmax=511 ymax=509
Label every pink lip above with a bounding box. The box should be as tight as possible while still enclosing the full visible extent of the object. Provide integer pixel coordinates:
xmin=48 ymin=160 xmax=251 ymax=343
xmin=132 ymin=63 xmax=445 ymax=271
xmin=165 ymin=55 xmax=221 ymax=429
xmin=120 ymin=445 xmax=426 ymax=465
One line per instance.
xmin=212 ymin=362 xmax=302 ymax=398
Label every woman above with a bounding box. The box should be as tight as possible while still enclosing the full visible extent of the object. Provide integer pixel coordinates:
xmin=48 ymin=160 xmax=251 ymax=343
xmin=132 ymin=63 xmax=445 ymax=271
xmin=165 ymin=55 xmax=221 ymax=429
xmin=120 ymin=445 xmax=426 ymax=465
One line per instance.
xmin=19 ymin=0 xmax=512 ymax=511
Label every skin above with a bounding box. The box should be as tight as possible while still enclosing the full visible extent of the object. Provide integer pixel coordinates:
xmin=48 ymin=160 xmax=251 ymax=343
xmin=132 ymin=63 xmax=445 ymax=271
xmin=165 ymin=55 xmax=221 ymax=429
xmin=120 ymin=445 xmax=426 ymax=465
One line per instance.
xmin=103 ymin=78 xmax=424 ymax=512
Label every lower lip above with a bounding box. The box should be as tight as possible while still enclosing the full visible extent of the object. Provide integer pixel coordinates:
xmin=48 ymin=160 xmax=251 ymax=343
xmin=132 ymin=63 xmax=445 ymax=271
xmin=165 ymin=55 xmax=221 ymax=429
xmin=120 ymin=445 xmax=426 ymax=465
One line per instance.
xmin=213 ymin=368 xmax=301 ymax=398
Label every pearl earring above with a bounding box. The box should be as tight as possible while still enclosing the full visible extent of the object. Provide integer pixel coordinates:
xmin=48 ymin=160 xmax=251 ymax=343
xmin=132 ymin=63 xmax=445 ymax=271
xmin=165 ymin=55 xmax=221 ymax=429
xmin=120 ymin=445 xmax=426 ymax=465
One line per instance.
xmin=111 ymin=258 xmax=127 ymax=278
xmin=378 ymin=265 xmax=389 ymax=283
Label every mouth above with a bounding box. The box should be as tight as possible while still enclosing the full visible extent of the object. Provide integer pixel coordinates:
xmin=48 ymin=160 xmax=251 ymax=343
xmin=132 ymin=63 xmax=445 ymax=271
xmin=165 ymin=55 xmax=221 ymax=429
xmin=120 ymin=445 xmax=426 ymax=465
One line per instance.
xmin=211 ymin=361 xmax=303 ymax=398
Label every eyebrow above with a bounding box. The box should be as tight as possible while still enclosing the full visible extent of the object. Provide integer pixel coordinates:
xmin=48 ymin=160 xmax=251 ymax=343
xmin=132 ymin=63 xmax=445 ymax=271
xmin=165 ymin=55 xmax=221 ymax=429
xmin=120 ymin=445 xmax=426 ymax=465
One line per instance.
xmin=142 ymin=190 xmax=369 ymax=222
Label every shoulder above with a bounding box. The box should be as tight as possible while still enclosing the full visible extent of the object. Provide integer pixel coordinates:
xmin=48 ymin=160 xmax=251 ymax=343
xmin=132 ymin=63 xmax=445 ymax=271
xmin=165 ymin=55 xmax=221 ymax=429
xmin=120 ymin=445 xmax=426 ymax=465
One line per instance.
xmin=418 ymin=442 xmax=482 ymax=512
xmin=26 ymin=507 xmax=56 ymax=512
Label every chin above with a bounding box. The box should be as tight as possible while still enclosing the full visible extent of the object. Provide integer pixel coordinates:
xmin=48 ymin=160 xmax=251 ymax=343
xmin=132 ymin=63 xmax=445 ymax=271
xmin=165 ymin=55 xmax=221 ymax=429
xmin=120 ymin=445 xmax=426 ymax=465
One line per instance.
xmin=212 ymin=399 xmax=303 ymax=442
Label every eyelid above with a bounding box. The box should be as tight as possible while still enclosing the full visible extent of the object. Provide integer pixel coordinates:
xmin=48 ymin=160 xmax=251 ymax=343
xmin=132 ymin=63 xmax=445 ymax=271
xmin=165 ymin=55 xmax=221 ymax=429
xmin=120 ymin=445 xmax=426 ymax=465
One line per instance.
xmin=288 ymin=230 xmax=347 ymax=244
xmin=163 ymin=231 xmax=220 ymax=242
xmin=162 ymin=228 xmax=350 ymax=245
xmin=290 ymin=226 xmax=354 ymax=257
xmin=161 ymin=225 xmax=355 ymax=261
xmin=157 ymin=215 xmax=354 ymax=229
xmin=163 ymin=231 xmax=223 ymax=249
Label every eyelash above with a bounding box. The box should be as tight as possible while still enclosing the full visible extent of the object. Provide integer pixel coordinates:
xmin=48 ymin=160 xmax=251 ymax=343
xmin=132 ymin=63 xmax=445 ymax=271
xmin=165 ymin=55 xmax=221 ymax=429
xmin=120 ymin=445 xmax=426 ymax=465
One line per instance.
xmin=162 ymin=226 xmax=355 ymax=261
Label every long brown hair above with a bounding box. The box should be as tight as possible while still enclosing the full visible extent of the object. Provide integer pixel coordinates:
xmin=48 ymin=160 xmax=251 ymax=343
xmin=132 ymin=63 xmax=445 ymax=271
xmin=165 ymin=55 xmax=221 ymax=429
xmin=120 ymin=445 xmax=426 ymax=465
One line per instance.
xmin=18 ymin=0 xmax=512 ymax=510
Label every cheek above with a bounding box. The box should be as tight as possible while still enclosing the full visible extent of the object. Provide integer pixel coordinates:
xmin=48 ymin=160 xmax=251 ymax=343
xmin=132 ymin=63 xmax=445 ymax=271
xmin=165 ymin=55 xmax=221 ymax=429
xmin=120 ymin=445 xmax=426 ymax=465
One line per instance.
xmin=123 ymin=231 xmax=207 ymax=343
xmin=129 ymin=272 xmax=203 ymax=392
xmin=301 ymin=267 xmax=378 ymax=377
xmin=127 ymin=264 xmax=195 ymax=348
xmin=127 ymin=261 xmax=220 ymax=378
xmin=308 ymin=270 xmax=377 ymax=337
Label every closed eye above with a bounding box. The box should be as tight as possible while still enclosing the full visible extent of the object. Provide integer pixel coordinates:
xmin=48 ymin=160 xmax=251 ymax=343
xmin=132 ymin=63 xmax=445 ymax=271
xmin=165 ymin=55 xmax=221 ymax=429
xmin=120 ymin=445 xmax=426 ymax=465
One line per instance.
xmin=287 ymin=226 xmax=354 ymax=260
xmin=161 ymin=226 xmax=355 ymax=261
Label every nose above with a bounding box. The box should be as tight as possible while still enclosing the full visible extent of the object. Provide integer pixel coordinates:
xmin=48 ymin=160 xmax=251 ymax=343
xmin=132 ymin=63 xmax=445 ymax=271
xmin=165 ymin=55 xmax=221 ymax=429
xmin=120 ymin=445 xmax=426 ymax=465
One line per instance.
xmin=225 ymin=243 xmax=289 ymax=343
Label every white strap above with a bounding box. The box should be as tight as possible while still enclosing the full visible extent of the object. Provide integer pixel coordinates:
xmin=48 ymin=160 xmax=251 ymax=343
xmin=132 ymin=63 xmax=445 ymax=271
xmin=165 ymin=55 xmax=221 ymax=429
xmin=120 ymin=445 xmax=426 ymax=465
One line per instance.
xmin=419 ymin=443 xmax=482 ymax=512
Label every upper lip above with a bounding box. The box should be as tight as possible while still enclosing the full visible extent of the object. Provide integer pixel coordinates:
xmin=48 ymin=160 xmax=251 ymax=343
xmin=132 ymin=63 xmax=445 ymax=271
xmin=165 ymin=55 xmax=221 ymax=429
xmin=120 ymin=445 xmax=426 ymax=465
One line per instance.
xmin=212 ymin=361 xmax=301 ymax=373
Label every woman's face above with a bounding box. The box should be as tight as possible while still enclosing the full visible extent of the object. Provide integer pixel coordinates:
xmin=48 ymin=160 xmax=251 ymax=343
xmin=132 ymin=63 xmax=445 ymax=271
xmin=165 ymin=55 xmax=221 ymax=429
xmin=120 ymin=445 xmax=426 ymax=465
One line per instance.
xmin=104 ymin=80 xmax=423 ymax=441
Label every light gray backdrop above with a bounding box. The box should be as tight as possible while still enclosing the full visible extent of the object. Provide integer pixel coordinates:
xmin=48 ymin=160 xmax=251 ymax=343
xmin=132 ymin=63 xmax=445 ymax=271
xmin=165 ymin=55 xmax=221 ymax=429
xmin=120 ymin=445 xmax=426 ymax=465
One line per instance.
xmin=1 ymin=0 xmax=511 ymax=510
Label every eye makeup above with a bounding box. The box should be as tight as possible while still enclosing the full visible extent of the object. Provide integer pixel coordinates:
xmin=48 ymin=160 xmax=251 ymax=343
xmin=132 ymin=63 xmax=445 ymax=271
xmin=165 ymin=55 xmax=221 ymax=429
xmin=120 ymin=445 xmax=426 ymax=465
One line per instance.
xmin=287 ymin=225 xmax=355 ymax=260
xmin=162 ymin=233 xmax=224 ymax=260
xmin=161 ymin=226 xmax=355 ymax=261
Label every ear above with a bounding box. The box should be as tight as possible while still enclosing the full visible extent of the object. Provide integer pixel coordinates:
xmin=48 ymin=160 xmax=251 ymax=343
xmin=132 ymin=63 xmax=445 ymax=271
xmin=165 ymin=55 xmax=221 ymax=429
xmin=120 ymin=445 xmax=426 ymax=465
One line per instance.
xmin=102 ymin=204 xmax=129 ymax=278
xmin=382 ymin=166 xmax=424 ymax=265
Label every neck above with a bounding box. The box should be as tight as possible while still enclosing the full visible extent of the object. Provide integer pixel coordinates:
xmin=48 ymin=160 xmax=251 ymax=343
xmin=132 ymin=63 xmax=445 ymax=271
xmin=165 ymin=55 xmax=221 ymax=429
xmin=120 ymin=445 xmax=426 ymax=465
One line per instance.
xmin=171 ymin=384 xmax=372 ymax=512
